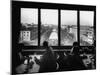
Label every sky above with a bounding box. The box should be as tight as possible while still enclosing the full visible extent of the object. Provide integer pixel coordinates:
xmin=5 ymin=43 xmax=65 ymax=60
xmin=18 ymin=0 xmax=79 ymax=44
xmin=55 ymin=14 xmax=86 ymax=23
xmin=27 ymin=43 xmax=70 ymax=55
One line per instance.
xmin=21 ymin=8 xmax=38 ymax=24
xmin=41 ymin=9 xmax=58 ymax=25
xmin=21 ymin=8 xmax=94 ymax=26
xmin=61 ymin=10 xmax=77 ymax=25
xmin=80 ymin=11 xmax=94 ymax=26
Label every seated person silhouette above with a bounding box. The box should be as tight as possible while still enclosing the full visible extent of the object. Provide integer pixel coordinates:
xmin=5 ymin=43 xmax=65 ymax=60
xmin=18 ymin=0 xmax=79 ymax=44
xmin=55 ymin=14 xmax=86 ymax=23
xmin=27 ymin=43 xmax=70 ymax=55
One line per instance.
xmin=62 ymin=42 xmax=86 ymax=71
xmin=39 ymin=41 xmax=56 ymax=72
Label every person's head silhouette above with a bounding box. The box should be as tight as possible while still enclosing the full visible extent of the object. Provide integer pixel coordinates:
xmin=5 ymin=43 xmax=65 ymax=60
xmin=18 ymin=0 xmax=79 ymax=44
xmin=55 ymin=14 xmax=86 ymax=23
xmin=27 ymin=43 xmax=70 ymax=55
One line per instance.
xmin=73 ymin=42 xmax=79 ymax=47
xmin=43 ymin=41 xmax=49 ymax=47
xmin=43 ymin=41 xmax=54 ymax=53
xmin=72 ymin=42 xmax=80 ymax=55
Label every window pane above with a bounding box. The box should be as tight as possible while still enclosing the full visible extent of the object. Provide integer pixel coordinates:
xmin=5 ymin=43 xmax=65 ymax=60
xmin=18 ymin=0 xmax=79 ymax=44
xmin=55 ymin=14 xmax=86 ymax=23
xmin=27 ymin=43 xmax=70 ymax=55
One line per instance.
xmin=40 ymin=9 xmax=58 ymax=46
xmin=61 ymin=10 xmax=77 ymax=45
xmin=19 ymin=8 xmax=38 ymax=46
xmin=80 ymin=11 xmax=94 ymax=46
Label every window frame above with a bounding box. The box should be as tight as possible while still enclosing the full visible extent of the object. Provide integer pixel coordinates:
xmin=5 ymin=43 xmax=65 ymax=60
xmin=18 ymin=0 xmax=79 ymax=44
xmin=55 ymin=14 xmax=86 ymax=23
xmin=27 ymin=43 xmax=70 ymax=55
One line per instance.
xmin=12 ymin=1 xmax=96 ymax=50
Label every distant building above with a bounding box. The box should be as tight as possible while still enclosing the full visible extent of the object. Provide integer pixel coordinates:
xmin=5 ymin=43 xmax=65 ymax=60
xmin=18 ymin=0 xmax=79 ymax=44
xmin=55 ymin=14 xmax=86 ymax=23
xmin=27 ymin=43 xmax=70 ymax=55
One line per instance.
xmin=61 ymin=25 xmax=67 ymax=29
xmin=20 ymin=31 xmax=31 ymax=41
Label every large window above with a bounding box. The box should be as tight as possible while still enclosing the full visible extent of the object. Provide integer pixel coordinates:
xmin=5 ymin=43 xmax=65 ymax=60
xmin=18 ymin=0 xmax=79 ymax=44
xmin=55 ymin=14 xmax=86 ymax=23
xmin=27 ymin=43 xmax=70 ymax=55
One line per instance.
xmin=20 ymin=8 xmax=38 ymax=46
xmin=80 ymin=11 xmax=94 ymax=46
xmin=61 ymin=10 xmax=77 ymax=45
xmin=19 ymin=8 xmax=95 ymax=47
xmin=40 ymin=9 xmax=58 ymax=46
